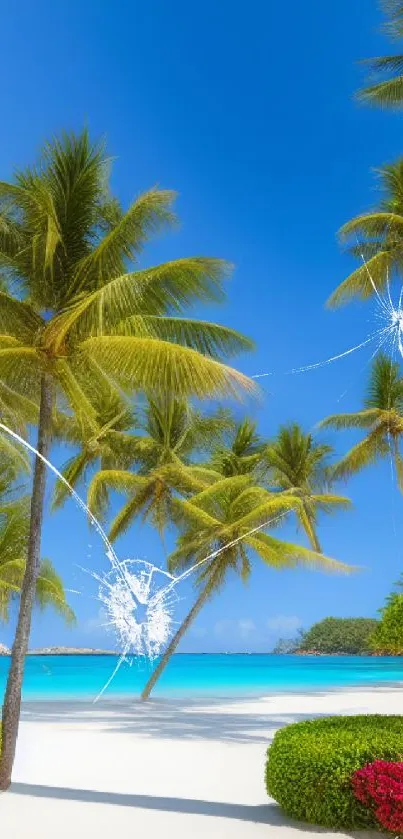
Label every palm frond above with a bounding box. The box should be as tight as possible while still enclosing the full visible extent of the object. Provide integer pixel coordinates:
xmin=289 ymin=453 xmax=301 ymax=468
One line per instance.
xmin=245 ymin=532 xmax=352 ymax=573
xmin=52 ymin=451 xmax=94 ymax=510
xmin=0 ymin=346 xmax=41 ymax=398
xmin=80 ymin=336 xmax=255 ymax=400
xmin=36 ymin=559 xmax=76 ymax=623
xmin=44 ymin=258 xmax=233 ymax=351
xmin=54 ymin=359 xmax=99 ymax=435
xmin=118 ymin=315 xmax=254 ymax=359
xmin=171 ymin=496 xmax=221 ymax=530
xmin=328 ymin=250 xmax=393 ymax=306
xmin=332 ymin=434 xmax=387 ymax=481
xmin=0 ymin=292 xmax=42 ymax=341
xmin=233 ymin=494 xmax=300 ymax=532
xmin=88 ymin=469 xmax=146 ymax=519
xmin=75 ymin=188 xmax=177 ymax=287
xmin=319 ymin=409 xmax=382 ymax=430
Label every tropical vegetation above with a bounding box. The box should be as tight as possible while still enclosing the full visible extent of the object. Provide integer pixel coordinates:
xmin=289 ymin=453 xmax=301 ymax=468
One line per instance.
xmin=296 ymin=617 xmax=379 ymax=655
xmin=265 ymin=3 xmax=403 ymax=835
xmin=0 ymin=128 xmax=254 ymax=788
xmin=0 ymin=450 xmax=73 ymax=623
xmin=321 ymin=355 xmax=403 ymax=487
xmin=140 ymin=473 xmax=350 ymax=699
xmin=87 ymin=395 xmax=230 ymax=540
xmin=359 ymin=1 xmax=403 ymax=108
xmin=2 ymin=0 xmax=403 ymax=793
xmin=371 ymin=576 xmax=403 ymax=653
xmin=328 ymin=158 xmax=403 ymax=307
xmin=266 ymin=715 xmax=403 ymax=830
xmin=265 ymin=424 xmax=343 ymax=551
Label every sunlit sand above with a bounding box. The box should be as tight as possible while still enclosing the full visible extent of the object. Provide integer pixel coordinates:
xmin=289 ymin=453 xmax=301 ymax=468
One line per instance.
xmin=1 ymin=685 xmax=394 ymax=838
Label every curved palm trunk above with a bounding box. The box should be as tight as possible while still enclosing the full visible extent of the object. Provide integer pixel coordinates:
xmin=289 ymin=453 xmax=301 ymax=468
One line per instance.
xmin=141 ymin=577 xmax=213 ymax=701
xmin=0 ymin=374 xmax=53 ymax=789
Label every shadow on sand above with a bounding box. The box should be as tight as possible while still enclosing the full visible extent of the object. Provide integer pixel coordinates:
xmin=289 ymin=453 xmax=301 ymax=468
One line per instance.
xmin=9 ymin=782 xmax=379 ymax=836
xmin=19 ymin=689 xmax=389 ymax=745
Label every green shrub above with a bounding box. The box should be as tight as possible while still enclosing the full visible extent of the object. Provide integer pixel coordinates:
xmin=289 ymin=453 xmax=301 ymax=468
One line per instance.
xmin=266 ymin=715 xmax=403 ymax=830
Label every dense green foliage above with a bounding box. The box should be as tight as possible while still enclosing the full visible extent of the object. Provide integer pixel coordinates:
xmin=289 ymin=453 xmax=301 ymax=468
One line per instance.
xmin=0 ymin=453 xmax=74 ymax=623
xmin=371 ymin=586 xmax=403 ymax=654
xmin=297 ymin=617 xmax=378 ymax=654
xmin=265 ymin=424 xmax=345 ymax=552
xmin=321 ymin=355 xmax=403 ymax=489
xmin=359 ymin=1 xmax=403 ymax=108
xmin=266 ymin=715 xmax=403 ymax=829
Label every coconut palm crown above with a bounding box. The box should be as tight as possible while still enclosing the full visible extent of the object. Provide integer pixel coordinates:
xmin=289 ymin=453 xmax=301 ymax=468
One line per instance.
xmin=320 ymin=354 xmax=403 ymax=488
xmin=359 ymin=2 xmax=403 ymax=108
xmin=329 ymin=159 xmax=403 ymax=307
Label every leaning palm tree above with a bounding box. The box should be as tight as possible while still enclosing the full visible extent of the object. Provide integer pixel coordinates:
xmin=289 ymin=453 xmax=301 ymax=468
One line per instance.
xmin=140 ymin=474 xmax=350 ymax=700
xmin=265 ymin=424 xmax=349 ymax=552
xmin=88 ymin=395 xmax=230 ymax=540
xmin=358 ymin=1 xmax=403 ymax=108
xmin=0 ymin=130 xmax=253 ymax=787
xmin=329 ymin=158 xmax=403 ymax=307
xmin=320 ymin=354 xmax=403 ymax=487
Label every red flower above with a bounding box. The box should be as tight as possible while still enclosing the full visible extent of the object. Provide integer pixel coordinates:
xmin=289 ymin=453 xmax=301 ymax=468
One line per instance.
xmin=352 ymin=761 xmax=403 ymax=833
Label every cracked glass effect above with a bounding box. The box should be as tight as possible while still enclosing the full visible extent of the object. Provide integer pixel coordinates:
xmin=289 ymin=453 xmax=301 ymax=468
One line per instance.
xmin=1 ymin=256 xmax=403 ymax=698
xmin=253 ymin=261 xmax=403 ymax=379
xmin=96 ymin=559 xmax=177 ymax=659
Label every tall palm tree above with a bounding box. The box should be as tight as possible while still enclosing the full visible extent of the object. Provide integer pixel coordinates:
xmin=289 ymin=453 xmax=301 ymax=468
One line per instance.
xmin=265 ymin=424 xmax=349 ymax=552
xmin=358 ymin=1 xmax=403 ymax=108
xmin=0 ymin=130 xmax=253 ymax=787
xmin=210 ymin=418 xmax=266 ymax=476
xmin=320 ymin=354 xmax=403 ymax=486
xmin=88 ymin=395 xmax=230 ymax=540
xmin=329 ymin=159 xmax=403 ymax=307
xmin=140 ymin=474 xmax=350 ymax=700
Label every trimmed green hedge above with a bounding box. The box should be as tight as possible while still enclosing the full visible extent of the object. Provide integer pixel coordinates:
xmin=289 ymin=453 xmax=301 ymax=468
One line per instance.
xmin=266 ymin=715 xmax=403 ymax=830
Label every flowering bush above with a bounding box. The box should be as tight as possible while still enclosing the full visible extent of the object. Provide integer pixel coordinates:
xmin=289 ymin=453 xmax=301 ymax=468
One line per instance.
xmin=266 ymin=715 xmax=403 ymax=829
xmin=352 ymin=760 xmax=403 ymax=834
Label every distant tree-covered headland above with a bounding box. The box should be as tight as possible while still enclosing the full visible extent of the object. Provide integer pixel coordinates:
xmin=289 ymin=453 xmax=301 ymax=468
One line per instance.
xmin=273 ymin=617 xmax=379 ymax=656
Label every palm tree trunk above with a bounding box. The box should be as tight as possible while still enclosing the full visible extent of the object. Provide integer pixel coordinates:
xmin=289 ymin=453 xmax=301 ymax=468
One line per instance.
xmin=0 ymin=373 xmax=53 ymax=790
xmin=141 ymin=577 xmax=213 ymax=701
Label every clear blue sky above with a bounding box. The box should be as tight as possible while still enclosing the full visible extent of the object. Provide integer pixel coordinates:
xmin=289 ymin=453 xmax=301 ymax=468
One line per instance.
xmin=1 ymin=0 xmax=402 ymax=653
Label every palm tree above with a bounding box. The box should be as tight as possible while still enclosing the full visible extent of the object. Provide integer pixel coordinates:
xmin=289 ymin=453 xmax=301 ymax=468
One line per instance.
xmin=0 ymin=130 xmax=253 ymax=787
xmin=0 ymin=504 xmax=74 ymax=624
xmin=210 ymin=418 xmax=266 ymax=476
xmin=358 ymin=1 xmax=403 ymax=108
xmin=52 ymin=387 xmax=139 ymax=510
xmin=140 ymin=474 xmax=350 ymax=700
xmin=265 ymin=424 xmax=349 ymax=552
xmin=320 ymin=354 xmax=403 ymax=486
xmin=0 ymin=456 xmax=73 ymax=623
xmin=88 ymin=395 xmax=230 ymax=540
xmin=329 ymin=159 xmax=403 ymax=307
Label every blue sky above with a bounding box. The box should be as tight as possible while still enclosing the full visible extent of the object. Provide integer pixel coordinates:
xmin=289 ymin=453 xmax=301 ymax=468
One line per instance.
xmin=1 ymin=0 xmax=403 ymax=653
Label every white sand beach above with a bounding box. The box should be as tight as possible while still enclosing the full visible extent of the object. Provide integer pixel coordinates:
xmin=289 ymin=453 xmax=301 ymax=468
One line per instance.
xmin=2 ymin=686 xmax=398 ymax=838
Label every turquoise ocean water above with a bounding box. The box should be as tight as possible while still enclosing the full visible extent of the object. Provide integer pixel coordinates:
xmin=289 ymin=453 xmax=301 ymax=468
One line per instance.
xmin=1 ymin=654 xmax=403 ymax=700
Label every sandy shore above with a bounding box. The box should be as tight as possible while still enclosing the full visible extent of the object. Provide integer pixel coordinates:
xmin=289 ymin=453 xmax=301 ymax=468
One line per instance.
xmin=2 ymin=686 xmax=399 ymax=838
